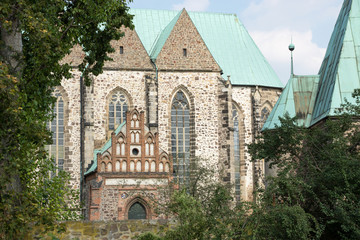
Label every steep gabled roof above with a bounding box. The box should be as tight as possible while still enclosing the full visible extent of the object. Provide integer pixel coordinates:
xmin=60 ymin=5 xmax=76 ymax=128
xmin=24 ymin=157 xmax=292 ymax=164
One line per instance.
xmin=311 ymin=0 xmax=360 ymax=125
xmin=129 ymin=9 xmax=283 ymax=88
xmin=264 ymin=0 xmax=360 ymax=130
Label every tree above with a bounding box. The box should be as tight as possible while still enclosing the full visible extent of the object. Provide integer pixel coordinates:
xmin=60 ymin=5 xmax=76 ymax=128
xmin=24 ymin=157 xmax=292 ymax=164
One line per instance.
xmin=249 ymin=90 xmax=360 ymax=239
xmin=138 ymin=163 xmax=252 ymax=240
xmin=138 ymin=92 xmax=360 ymax=239
xmin=0 ymin=0 xmax=133 ymax=238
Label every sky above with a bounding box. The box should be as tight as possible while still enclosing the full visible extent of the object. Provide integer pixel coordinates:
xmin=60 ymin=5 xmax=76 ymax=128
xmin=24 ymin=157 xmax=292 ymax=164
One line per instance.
xmin=128 ymin=0 xmax=344 ymax=85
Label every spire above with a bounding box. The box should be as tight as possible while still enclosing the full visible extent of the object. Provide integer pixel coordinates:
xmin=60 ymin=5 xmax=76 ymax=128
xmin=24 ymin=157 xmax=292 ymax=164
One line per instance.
xmin=288 ymin=38 xmax=295 ymax=76
xmin=311 ymin=0 xmax=360 ymax=125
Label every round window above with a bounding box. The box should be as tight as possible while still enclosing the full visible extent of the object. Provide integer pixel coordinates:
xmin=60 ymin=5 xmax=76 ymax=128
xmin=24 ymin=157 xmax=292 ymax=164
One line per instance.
xmin=132 ymin=148 xmax=139 ymax=156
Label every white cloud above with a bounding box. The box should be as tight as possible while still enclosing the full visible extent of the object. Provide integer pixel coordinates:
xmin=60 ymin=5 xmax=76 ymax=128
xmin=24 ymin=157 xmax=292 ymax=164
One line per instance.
xmin=173 ymin=0 xmax=210 ymax=11
xmin=250 ymin=29 xmax=326 ymax=84
xmin=240 ymin=0 xmax=342 ymax=84
xmin=241 ymin=0 xmax=342 ymax=32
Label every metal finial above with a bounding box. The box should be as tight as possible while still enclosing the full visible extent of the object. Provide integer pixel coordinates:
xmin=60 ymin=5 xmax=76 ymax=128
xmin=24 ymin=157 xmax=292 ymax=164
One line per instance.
xmin=289 ymin=37 xmax=295 ymax=76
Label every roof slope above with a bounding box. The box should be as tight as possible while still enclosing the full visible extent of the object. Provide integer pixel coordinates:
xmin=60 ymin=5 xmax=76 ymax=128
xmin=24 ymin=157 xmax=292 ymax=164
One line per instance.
xmin=311 ymin=0 xmax=360 ymax=125
xmin=264 ymin=0 xmax=360 ymax=130
xmin=129 ymin=9 xmax=283 ymax=88
xmin=85 ymin=121 xmax=126 ymax=176
xmin=263 ymin=75 xmax=319 ymax=130
xmin=149 ymin=10 xmax=182 ymax=60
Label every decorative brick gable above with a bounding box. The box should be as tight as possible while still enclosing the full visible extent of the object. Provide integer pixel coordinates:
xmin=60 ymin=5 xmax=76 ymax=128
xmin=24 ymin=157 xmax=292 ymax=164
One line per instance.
xmin=85 ymin=109 xmax=172 ymax=220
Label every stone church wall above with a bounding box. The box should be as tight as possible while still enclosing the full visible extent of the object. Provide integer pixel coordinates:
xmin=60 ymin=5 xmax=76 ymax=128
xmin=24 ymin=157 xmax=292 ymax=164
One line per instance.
xmin=61 ymin=69 xmax=281 ymax=204
xmin=231 ymin=86 xmax=254 ymax=201
xmin=230 ymin=85 xmax=280 ymax=201
xmin=157 ymin=72 xmax=222 ymax=172
xmin=61 ymin=71 xmax=81 ymax=190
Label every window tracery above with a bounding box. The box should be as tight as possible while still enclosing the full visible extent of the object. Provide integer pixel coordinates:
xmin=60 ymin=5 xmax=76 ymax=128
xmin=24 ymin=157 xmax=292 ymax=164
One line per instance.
xmin=46 ymin=90 xmax=64 ymax=176
xmin=232 ymin=103 xmax=241 ymax=201
xmin=109 ymin=91 xmax=128 ymax=130
xmin=171 ymin=90 xmax=190 ymax=185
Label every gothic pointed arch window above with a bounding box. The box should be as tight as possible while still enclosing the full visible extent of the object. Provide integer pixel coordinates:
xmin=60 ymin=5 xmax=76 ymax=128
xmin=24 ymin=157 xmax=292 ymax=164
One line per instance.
xmin=108 ymin=91 xmax=129 ymax=130
xmin=46 ymin=90 xmax=64 ymax=176
xmin=232 ymin=103 xmax=241 ymax=201
xmin=261 ymin=107 xmax=270 ymax=126
xmin=128 ymin=202 xmax=147 ymax=219
xmin=171 ymin=90 xmax=190 ymax=185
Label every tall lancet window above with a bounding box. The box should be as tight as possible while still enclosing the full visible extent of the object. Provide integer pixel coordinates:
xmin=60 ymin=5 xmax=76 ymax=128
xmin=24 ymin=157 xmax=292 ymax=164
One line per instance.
xmin=47 ymin=90 xmax=64 ymax=176
xmin=171 ymin=91 xmax=190 ymax=185
xmin=232 ymin=103 xmax=241 ymax=201
xmin=109 ymin=91 xmax=128 ymax=130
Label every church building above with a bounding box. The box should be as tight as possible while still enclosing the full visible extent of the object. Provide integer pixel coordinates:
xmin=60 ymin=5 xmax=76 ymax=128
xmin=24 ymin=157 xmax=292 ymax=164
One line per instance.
xmin=55 ymin=8 xmax=283 ymax=220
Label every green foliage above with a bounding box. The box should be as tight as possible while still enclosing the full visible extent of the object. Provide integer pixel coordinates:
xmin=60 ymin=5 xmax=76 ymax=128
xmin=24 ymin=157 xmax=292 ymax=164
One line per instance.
xmin=249 ymin=90 xmax=360 ymax=239
xmin=137 ymin=232 xmax=163 ymax=240
xmin=249 ymin=205 xmax=318 ymax=240
xmin=138 ymin=164 xmax=251 ymax=240
xmin=146 ymin=91 xmax=360 ymax=240
xmin=0 ymin=0 xmax=133 ymax=238
xmin=138 ymin=93 xmax=360 ymax=240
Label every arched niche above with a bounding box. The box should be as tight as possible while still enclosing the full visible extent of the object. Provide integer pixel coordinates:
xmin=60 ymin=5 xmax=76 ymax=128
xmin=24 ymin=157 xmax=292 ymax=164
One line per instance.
xmin=125 ymin=197 xmax=151 ymax=220
xmin=128 ymin=202 xmax=147 ymax=220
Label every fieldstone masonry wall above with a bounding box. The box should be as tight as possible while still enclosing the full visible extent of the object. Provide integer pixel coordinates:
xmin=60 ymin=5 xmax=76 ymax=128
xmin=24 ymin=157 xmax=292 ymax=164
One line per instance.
xmin=231 ymin=86 xmax=254 ymax=201
xmin=27 ymin=220 xmax=173 ymax=240
xmin=156 ymin=10 xmax=221 ymax=72
xmin=104 ymin=27 xmax=153 ymax=70
xmin=61 ymin=72 xmax=81 ymax=190
xmin=91 ymin=71 xmax=147 ymax=148
xmin=145 ymin=73 xmax=158 ymax=132
xmin=157 ymin=72 xmax=222 ymax=172
xmin=252 ymin=87 xmax=281 ymax=189
xmin=231 ymin=86 xmax=280 ymax=201
xmin=217 ymin=79 xmax=233 ymax=184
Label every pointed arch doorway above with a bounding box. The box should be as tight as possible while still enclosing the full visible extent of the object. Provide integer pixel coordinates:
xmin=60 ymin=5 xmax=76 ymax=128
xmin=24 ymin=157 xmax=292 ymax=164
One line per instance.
xmin=128 ymin=202 xmax=147 ymax=219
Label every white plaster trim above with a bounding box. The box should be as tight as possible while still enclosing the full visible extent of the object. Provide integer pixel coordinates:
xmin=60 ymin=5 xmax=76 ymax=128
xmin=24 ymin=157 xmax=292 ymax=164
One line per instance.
xmin=105 ymin=178 xmax=168 ymax=186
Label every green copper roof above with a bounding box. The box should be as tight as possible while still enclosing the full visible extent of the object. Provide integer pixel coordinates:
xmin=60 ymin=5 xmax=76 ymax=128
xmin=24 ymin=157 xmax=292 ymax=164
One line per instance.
xmin=149 ymin=10 xmax=182 ymax=60
xmin=263 ymin=75 xmax=319 ymax=130
xmin=311 ymin=0 xmax=360 ymax=125
xmin=264 ymin=0 xmax=360 ymax=130
xmin=85 ymin=121 xmax=126 ymax=176
xmin=129 ymin=9 xmax=283 ymax=88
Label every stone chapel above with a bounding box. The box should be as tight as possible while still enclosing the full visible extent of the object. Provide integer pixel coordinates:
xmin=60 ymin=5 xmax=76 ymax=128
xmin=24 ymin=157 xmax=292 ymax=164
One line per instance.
xmin=54 ymin=8 xmax=283 ymax=220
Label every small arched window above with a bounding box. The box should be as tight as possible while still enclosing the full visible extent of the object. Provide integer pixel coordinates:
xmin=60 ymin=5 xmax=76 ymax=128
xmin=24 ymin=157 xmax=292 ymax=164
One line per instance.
xmin=261 ymin=107 xmax=270 ymax=126
xmin=47 ymin=90 xmax=64 ymax=177
xmin=171 ymin=90 xmax=190 ymax=185
xmin=109 ymin=91 xmax=128 ymax=130
xmin=232 ymin=103 xmax=241 ymax=201
xmin=128 ymin=202 xmax=147 ymax=219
